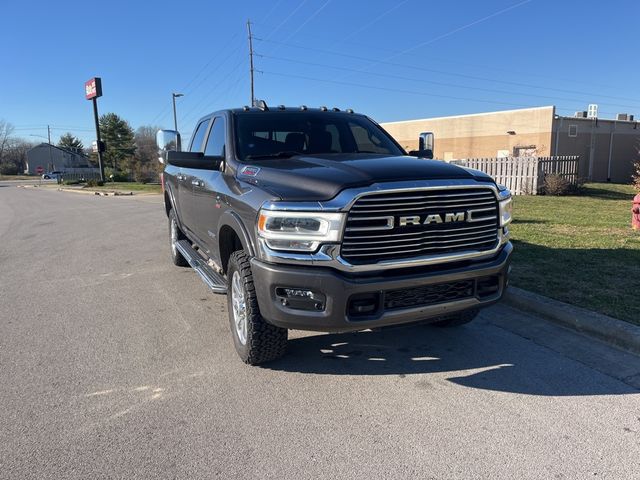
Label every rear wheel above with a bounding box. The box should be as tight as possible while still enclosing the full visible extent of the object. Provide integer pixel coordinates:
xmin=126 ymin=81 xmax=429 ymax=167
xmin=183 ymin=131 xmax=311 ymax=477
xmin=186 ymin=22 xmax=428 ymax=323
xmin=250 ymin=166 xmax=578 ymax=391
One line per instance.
xmin=431 ymin=309 xmax=479 ymax=327
xmin=227 ymin=250 xmax=288 ymax=365
xmin=168 ymin=209 xmax=188 ymax=267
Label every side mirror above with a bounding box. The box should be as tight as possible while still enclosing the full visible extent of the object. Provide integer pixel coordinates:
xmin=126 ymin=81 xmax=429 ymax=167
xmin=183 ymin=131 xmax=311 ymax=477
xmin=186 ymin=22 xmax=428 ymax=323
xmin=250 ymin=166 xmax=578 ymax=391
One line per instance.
xmin=409 ymin=149 xmax=433 ymax=159
xmin=156 ymin=129 xmax=182 ymax=164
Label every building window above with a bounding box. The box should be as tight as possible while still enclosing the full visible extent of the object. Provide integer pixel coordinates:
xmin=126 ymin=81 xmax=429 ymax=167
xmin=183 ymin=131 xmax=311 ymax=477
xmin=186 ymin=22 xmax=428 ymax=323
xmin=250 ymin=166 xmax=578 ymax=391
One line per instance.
xmin=568 ymin=125 xmax=578 ymax=137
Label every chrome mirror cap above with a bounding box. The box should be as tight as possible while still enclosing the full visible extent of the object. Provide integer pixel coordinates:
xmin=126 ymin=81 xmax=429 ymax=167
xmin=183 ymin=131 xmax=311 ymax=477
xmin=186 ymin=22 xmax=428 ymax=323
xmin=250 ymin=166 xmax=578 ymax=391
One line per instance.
xmin=156 ymin=129 xmax=181 ymax=164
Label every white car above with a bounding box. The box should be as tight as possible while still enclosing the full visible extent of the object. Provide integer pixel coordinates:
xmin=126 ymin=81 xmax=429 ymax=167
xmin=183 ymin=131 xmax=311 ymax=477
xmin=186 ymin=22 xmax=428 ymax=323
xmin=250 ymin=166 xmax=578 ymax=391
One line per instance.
xmin=42 ymin=171 xmax=63 ymax=180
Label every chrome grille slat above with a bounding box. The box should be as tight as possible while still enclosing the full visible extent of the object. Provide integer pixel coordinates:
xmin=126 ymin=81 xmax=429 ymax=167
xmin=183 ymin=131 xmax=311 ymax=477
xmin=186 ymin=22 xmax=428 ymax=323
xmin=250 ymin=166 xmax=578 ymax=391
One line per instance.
xmin=357 ymin=191 xmax=495 ymax=201
xmin=343 ymin=239 xmax=498 ymax=257
xmin=354 ymin=196 xmax=494 ymax=205
xmin=351 ymin=201 xmax=497 ymax=213
xmin=341 ymin=233 xmax=498 ymax=252
xmin=343 ymin=229 xmax=498 ymax=246
xmin=341 ymin=187 xmax=499 ymax=263
xmin=343 ymin=221 xmax=496 ymax=240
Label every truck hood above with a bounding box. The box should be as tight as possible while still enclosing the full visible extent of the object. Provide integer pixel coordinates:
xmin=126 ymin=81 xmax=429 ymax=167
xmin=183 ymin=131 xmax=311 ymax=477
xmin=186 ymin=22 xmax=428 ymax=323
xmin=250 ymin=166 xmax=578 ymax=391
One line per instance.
xmin=237 ymin=153 xmax=494 ymax=201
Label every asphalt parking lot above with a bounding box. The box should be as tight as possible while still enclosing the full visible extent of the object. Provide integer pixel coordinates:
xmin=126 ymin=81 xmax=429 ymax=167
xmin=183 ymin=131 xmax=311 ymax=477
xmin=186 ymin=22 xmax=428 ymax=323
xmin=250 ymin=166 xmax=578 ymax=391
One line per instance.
xmin=1 ymin=183 xmax=639 ymax=479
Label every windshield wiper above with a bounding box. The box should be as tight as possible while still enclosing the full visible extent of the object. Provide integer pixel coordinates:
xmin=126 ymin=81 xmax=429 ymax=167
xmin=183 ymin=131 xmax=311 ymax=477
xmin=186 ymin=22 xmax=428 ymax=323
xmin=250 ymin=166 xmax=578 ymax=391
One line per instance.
xmin=245 ymin=151 xmax=302 ymax=160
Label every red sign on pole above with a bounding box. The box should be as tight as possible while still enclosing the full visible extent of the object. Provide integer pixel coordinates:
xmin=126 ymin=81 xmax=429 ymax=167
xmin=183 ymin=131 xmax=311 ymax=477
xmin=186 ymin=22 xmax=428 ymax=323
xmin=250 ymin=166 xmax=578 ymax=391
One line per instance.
xmin=85 ymin=77 xmax=102 ymax=100
xmin=36 ymin=166 xmax=44 ymax=174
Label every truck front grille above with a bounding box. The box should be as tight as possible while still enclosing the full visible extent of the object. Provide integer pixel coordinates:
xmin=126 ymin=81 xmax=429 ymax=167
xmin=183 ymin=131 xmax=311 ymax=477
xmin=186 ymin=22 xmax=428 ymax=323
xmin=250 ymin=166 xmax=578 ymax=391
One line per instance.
xmin=341 ymin=188 xmax=499 ymax=264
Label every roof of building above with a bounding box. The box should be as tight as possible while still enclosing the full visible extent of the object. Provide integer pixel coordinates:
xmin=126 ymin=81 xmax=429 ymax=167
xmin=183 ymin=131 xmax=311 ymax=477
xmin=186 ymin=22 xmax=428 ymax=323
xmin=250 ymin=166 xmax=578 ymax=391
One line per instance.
xmin=28 ymin=143 xmax=88 ymax=158
xmin=381 ymin=106 xmax=555 ymax=126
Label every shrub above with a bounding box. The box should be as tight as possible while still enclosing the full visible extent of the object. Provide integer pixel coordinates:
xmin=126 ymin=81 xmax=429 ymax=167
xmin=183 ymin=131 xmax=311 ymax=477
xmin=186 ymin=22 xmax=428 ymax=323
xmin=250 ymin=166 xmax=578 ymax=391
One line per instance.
xmin=632 ymin=158 xmax=640 ymax=192
xmin=63 ymin=179 xmax=81 ymax=185
xmin=0 ymin=162 xmax=20 ymax=175
xmin=543 ymin=174 xmax=571 ymax=196
xmin=85 ymin=179 xmax=104 ymax=187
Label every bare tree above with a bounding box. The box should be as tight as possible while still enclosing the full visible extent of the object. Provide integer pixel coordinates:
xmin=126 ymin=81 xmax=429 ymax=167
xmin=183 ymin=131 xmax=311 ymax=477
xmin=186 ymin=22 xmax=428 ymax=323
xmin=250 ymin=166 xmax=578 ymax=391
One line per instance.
xmin=134 ymin=125 xmax=162 ymax=182
xmin=2 ymin=139 xmax=36 ymax=174
xmin=0 ymin=119 xmax=15 ymax=161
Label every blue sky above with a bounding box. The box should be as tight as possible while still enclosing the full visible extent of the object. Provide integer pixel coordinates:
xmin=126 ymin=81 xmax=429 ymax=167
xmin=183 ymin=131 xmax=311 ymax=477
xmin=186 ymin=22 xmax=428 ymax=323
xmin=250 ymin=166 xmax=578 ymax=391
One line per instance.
xmin=1 ymin=0 xmax=639 ymax=146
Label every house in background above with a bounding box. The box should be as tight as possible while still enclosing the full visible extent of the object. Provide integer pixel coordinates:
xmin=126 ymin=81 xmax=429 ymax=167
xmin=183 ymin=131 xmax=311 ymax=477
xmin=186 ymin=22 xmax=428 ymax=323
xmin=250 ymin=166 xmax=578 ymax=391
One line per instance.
xmin=381 ymin=106 xmax=640 ymax=183
xmin=25 ymin=143 xmax=97 ymax=175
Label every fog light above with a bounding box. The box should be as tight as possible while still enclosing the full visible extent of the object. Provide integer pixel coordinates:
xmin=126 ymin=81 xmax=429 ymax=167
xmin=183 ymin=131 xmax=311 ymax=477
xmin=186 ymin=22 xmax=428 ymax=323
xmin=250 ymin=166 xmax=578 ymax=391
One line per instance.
xmin=275 ymin=287 xmax=326 ymax=312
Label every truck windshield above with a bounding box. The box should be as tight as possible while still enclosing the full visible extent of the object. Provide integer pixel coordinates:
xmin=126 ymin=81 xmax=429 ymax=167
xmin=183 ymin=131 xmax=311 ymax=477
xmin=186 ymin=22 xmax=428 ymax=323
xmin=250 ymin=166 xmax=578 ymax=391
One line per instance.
xmin=234 ymin=111 xmax=404 ymax=161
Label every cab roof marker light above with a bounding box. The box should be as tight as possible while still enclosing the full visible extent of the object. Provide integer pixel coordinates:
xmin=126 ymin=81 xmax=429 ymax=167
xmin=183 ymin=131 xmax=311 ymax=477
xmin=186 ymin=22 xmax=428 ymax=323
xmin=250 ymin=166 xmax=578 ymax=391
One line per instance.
xmin=300 ymin=105 xmax=307 ymax=111
xmin=278 ymin=104 xmax=286 ymax=110
xmin=346 ymin=108 xmax=354 ymax=114
xmin=320 ymin=106 xmax=328 ymax=111
xmin=243 ymin=105 xmax=250 ymax=111
xmin=332 ymin=107 xmax=340 ymax=112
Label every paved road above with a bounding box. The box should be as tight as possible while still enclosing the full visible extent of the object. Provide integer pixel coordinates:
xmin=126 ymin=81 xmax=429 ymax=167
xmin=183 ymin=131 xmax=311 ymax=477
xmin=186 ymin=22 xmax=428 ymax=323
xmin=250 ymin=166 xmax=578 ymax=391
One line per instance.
xmin=1 ymin=184 xmax=640 ymax=480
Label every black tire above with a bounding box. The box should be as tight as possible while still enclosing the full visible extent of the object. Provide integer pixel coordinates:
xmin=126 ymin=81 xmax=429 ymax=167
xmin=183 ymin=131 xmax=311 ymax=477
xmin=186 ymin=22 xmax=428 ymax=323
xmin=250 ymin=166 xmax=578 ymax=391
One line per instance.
xmin=227 ymin=250 xmax=288 ymax=365
xmin=168 ymin=209 xmax=189 ymax=267
xmin=431 ymin=309 xmax=479 ymax=327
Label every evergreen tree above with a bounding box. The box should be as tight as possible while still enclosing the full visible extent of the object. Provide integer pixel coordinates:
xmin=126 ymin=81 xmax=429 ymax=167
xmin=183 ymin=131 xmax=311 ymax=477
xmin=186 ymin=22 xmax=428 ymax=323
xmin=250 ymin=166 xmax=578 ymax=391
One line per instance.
xmin=57 ymin=133 xmax=84 ymax=153
xmin=99 ymin=113 xmax=136 ymax=174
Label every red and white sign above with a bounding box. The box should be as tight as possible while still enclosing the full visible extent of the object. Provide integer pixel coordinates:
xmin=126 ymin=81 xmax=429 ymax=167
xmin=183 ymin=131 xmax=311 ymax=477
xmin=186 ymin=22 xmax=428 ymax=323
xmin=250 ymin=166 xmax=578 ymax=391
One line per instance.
xmin=85 ymin=77 xmax=102 ymax=100
xmin=35 ymin=166 xmax=44 ymax=174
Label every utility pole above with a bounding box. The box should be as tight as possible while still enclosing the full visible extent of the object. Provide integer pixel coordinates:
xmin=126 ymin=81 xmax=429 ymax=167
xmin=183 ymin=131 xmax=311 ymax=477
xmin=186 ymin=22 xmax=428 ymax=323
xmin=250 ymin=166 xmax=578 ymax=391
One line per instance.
xmin=247 ymin=19 xmax=255 ymax=107
xmin=47 ymin=125 xmax=53 ymax=172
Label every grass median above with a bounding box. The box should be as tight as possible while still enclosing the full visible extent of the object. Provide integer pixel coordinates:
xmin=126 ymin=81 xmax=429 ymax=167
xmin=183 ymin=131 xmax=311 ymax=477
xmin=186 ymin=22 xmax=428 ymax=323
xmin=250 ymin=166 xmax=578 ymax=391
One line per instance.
xmin=510 ymin=182 xmax=639 ymax=324
xmin=88 ymin=182 xmax=162 ymax=194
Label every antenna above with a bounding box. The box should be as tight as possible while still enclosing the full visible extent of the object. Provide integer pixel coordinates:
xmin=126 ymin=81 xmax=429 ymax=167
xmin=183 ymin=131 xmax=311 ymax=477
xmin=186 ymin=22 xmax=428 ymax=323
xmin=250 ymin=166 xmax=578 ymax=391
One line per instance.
xmin=247 ymin=19 xmax=255 ymax=107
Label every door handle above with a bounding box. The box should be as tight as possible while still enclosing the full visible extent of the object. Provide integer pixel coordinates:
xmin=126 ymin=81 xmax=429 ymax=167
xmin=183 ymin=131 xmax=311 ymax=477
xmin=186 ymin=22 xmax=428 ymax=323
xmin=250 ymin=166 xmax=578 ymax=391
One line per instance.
xmin=177 ymin=174 xmax=185 ymax=181
xmin=191 ymin=180 xmax=203 ymax=187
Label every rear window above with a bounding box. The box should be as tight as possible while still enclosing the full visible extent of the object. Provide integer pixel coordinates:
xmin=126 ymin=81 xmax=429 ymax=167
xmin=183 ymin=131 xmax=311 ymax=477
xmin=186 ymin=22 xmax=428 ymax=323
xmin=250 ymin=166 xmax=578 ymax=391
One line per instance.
xmin=233 ymin=111 xmax=403 ymax=161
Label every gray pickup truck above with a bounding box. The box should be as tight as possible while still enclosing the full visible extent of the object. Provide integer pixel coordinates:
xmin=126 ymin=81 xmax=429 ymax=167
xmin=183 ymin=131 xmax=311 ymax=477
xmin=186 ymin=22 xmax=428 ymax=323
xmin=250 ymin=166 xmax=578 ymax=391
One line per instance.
xmin=157 ymin=103 xmax=513 ymax=365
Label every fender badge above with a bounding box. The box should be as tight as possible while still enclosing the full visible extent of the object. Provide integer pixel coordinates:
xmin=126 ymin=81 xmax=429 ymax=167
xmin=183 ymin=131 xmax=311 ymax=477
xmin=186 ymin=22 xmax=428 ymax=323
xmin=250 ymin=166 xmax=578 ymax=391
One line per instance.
xmin=240 ymin=165 xmax=260 ymax=176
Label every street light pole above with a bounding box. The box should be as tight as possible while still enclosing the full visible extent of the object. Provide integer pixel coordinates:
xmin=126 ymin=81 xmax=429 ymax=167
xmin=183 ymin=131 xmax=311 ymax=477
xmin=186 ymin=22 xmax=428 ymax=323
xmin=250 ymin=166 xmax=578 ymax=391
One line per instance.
xmin=172 ymin=93 xmax=184 ymax=151
xmin=172 ymin=93 xmax=183 ymax=133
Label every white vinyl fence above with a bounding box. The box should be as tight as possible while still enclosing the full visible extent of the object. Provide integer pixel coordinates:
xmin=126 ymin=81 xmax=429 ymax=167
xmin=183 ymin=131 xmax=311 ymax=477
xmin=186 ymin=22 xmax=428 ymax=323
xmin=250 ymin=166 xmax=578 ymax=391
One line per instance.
xmin=447 ymin=156 xmax=579 ymax=195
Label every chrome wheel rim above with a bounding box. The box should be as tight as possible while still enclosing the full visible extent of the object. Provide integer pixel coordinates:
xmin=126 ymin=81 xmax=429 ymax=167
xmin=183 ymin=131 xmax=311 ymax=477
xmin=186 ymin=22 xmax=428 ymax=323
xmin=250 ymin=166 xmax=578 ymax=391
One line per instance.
xmin=170 ymin=218 xmax=178 ymax=256
xmin=231 ymin=271 xmax=248 ymax=345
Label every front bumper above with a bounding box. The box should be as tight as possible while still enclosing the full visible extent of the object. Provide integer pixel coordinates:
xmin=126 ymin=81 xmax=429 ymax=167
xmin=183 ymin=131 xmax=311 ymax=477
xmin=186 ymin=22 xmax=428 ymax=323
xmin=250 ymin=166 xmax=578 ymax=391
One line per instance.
xmin=251 ymin=242 xmax=512 ymax=332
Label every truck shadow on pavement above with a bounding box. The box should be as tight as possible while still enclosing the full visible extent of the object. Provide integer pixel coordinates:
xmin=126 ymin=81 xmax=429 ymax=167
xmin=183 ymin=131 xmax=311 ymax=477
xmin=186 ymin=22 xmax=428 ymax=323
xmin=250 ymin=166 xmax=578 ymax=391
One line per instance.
xmin=264 ymin=321 xmax=640 ymax=396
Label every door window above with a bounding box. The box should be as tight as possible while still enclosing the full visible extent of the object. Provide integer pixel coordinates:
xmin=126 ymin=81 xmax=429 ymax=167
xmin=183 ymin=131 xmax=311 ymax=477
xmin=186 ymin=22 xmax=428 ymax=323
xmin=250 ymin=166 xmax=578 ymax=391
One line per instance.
xmin=190 ymin=119 xmax=210 ymax=152
xmin=205 ymin=117 xmax=226 ymax=157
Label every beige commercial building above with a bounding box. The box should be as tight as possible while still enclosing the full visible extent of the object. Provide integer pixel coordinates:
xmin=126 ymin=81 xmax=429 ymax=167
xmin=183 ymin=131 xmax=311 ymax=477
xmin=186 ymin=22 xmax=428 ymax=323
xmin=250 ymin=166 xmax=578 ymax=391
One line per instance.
xmin=382 ymin=106 xmax=640 ymax=183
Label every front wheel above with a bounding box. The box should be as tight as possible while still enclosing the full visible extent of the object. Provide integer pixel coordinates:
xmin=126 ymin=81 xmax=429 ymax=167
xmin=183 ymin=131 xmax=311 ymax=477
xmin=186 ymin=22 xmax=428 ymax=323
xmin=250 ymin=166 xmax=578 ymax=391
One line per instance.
xmin=227 ymin=250 xmax=288 ymax=365
xmin=430 ymin=309 xmax=479 ymax=327
xmin=168 ymin=209 xmax=188 ymax=267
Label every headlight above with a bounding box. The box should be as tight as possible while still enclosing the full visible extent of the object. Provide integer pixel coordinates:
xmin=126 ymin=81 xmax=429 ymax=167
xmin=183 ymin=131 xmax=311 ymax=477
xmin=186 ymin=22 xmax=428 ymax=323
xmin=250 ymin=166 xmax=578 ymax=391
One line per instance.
xmin=257 ymin=210 xmax=345 ymax=252
xmin=499 ymin=195 xmax=512 ymax=227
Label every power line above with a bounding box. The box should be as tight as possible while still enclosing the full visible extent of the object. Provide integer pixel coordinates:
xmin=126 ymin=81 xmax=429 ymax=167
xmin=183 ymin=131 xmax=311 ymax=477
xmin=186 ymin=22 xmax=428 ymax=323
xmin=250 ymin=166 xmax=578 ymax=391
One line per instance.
xmin=251 ymin=24 xmax=632 ymax=91
xmin=258 ymin=69 xmax=620 ymax=116
xmin=259 ymin=69 xmax=534 ymax=108
xmin=180 ymin=58 xmax=247 ymax=126
xmin=149 ymin=33 xmax=243 ymax=124
xmin=279 ymin=0 xmax=332 ymax=44
xmin=340 ymin=0 xmax=412 ymax=42
xmin=258 ymin=53 xmax=640 ymax=110
xmin=341 ymin=0 xmax=534 ymax=80
xmin=262 ymin=0 xmax=311 ymax=41
xmin=254 ymin=37 xmax=640 ymax=104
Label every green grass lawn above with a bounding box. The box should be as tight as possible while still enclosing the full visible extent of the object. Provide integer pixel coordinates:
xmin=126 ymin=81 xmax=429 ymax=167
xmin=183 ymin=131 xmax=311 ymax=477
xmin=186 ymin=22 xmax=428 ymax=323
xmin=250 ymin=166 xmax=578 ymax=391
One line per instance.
xmin=510 ymin=182 xmax=640 ymax=324
xmin=0 ymin=174 xmax=37 ymax=180
xmin=89 ymin=182 xmax=162 ymax=194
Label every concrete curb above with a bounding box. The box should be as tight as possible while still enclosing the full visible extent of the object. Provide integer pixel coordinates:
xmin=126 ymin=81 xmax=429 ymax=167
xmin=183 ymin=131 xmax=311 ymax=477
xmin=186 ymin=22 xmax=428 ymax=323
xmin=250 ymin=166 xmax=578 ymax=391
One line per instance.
xmin=504 ymin=286 xmax=640 ymax=356
xmin=57 ymin=188 xmax=133 ymax=196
